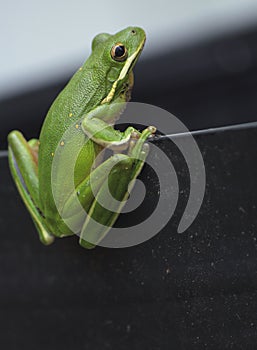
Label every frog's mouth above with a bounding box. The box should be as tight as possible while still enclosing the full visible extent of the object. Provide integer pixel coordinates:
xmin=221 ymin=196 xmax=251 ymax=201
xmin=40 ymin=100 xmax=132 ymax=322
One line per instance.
xmin=101 ymin=39 xmax=145 ymax=104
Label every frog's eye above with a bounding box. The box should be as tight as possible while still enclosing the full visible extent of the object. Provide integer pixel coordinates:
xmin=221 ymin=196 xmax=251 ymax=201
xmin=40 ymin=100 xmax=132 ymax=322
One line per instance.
xmin=111 ymin=43 xmax=128 ymax=62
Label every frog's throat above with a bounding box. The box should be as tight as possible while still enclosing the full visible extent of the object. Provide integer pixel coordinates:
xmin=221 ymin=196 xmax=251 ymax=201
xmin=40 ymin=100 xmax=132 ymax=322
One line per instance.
xmin=101 ymin=43 xmax=143 ymax=105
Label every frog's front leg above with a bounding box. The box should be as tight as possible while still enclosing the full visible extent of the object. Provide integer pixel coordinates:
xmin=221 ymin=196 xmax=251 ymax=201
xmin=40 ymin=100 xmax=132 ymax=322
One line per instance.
xmin=81 ymin=104 xmax=140 ymax=150
xmin=8 ymin=131 xmax=54 ymax=244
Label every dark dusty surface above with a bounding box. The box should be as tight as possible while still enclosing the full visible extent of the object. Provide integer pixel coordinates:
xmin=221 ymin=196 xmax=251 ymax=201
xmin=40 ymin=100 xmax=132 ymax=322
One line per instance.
xmin=1 ymin=125 xmax=257 ymax=350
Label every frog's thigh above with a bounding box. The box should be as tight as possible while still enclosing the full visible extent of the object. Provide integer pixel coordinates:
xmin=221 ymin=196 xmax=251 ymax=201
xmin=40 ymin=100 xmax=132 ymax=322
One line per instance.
xmin=79 ymin=154 xmax=144 ymax=249
xmin=62 ymin=153 xmax=131 ymax=228
xmin=8 ymin=131 xmax=54 ymax=245
xmin=64 ymin=148 xmax=147 ymax=217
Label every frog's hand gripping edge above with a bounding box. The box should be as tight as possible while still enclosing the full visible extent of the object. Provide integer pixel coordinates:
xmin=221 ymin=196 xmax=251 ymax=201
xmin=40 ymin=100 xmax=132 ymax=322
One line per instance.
xmin=8 ymin=131 xmax=54 ymax=245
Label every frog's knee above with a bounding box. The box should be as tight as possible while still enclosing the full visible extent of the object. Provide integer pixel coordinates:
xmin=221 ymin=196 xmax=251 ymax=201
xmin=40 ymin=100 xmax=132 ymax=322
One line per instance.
xmin=8 ymin=130 xmax=24 ymax=147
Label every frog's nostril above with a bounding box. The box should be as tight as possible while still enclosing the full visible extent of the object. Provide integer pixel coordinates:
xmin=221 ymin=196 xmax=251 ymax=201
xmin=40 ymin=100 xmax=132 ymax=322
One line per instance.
xmin=131 ymin=29 xmax=136 ymax=35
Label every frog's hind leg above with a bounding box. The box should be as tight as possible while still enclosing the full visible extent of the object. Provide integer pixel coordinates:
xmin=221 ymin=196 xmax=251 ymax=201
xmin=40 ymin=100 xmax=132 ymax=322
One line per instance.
xmin=61 ymin=152 xmax=146 ymax=249
xmin=8 ymin=130 xmax=54 ymax=244
xmin=78 ymin=127 xmax=155 ymax=249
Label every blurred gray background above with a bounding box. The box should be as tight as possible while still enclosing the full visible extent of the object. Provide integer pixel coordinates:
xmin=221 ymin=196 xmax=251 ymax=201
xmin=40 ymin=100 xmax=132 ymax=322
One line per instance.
xmin=2 ymin=0 xmax=257 ymax=98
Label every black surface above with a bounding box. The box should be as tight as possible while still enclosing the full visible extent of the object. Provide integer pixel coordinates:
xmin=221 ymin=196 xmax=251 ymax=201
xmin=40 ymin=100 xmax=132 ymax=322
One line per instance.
xmin=2 ymin=25 xmax=257 ymax=150
xmin=1 ymin=124 xmax=257 ymax=349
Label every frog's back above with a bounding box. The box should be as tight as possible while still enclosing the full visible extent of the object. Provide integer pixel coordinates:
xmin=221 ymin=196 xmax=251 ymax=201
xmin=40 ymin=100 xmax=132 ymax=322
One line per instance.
xmin=38 ymin=62 xmax=106 ymax=220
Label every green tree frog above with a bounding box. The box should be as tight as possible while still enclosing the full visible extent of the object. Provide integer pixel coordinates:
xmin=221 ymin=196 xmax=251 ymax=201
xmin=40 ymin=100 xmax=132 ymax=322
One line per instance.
xmin=8 ymin=27 xmax=156 ymax=248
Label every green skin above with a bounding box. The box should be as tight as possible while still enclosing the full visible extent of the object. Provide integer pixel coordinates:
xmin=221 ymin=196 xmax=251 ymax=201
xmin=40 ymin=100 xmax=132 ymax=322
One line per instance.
xmin=8 ymin=26 xmax=156 ymax=248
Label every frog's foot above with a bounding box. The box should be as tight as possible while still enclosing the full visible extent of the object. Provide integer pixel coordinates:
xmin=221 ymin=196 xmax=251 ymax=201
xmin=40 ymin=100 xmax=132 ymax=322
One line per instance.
xmin=128 ymin=125 xmax=156 ymax=157
xmin=130 ymin=125 xmax=156 ymax=141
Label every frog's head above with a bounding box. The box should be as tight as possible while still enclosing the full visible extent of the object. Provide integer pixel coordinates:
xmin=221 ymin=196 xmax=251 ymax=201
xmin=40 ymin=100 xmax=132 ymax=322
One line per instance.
xmin=91 ymin=27 xmax=146 ymax=104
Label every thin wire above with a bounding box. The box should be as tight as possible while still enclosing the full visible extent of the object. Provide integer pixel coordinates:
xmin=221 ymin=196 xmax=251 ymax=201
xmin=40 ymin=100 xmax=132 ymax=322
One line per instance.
xmin=1 ymin=121 xmax=257 ymax=156
xmin=154 ymin=121 xmax=257 ymax=140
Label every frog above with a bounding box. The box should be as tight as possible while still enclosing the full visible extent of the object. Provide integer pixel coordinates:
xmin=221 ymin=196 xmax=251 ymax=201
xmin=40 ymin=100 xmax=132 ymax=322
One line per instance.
xmin=8 ymin=26 xmax=156 ymax=249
